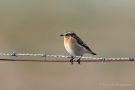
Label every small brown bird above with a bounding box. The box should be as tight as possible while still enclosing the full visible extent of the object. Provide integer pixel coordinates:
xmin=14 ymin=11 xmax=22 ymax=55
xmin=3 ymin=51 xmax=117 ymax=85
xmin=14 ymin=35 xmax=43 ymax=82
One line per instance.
xmin=60 ymin=32 xmax=96 ymax=64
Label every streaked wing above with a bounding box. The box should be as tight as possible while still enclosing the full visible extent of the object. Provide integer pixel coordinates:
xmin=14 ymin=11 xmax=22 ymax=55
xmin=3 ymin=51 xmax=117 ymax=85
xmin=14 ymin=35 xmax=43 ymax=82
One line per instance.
xmin=73 ymin=34 xmax=96 ymax=55
xmin=73 ymin=35 xmax=92 ymax=52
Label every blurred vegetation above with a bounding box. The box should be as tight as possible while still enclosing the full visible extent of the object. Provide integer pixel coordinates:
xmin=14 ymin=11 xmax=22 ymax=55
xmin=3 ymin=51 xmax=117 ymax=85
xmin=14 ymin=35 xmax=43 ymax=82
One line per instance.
xmin=0 ymin=0 xmax=135 ymax=90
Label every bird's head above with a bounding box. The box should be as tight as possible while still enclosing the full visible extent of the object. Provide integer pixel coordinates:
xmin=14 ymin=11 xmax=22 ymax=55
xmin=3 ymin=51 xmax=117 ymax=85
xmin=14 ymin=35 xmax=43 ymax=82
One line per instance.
xmin=60 ymin=32 xmax=76 ymax=39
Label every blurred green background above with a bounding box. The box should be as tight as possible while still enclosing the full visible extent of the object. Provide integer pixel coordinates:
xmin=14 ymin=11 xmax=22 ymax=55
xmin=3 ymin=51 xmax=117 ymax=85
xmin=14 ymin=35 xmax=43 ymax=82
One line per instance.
xmin=0 ymin=0 xmax=135 ymax=90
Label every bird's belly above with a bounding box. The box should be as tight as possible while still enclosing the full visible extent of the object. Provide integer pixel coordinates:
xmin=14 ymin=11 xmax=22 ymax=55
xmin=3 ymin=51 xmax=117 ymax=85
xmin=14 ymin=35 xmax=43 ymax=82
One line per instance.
xmin=64 ymin=43 xmax=84 ymax=56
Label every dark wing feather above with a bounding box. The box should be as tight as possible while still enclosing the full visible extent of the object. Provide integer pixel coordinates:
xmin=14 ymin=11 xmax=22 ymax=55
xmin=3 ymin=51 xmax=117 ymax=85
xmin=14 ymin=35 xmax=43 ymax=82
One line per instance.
xmin=73 ymin=34 xmax=96 ymax=55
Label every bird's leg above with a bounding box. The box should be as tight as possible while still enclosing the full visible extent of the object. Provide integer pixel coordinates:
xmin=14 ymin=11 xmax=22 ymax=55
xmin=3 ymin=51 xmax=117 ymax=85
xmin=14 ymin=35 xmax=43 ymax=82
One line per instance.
xmin=69 ymin=56 xmax=74 ymax=64
xmin=77 ymin=56 xmax=82 ymax=64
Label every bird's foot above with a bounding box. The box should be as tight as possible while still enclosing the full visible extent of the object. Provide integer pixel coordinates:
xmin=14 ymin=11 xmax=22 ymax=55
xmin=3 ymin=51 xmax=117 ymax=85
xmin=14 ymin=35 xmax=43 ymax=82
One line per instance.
xmin=77 ymin=59 xmax=80 ymax=64
xmin=69 ymin=56 xmax=74 ymax=64
xmin=70 ymin=59 xmax=74 ymax=64
xmin=77 ymin=56 xmax=82 ymax=64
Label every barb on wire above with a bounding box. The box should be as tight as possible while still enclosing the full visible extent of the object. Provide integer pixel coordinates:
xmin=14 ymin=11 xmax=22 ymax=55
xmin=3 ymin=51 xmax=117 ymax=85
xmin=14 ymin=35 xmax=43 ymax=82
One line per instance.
xmin=0 ymin=52 xmax=134 ymax=62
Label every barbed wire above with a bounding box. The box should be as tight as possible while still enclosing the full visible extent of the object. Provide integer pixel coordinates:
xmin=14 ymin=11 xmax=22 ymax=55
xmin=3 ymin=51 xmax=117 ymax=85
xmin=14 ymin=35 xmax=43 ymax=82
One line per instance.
xmin=0 ymin=52 xmax=134 ymax=62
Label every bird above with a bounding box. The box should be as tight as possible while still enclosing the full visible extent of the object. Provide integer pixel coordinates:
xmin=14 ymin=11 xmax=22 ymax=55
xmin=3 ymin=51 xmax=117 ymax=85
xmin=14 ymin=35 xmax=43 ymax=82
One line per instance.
xmin=60 ymin=32 xmax=96 ymax=64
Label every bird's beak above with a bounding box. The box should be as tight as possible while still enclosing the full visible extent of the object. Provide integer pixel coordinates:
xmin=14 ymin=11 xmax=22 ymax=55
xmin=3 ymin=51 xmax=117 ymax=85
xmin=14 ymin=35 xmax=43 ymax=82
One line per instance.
xmin=60 ymin=34 xmax=64 ymax=36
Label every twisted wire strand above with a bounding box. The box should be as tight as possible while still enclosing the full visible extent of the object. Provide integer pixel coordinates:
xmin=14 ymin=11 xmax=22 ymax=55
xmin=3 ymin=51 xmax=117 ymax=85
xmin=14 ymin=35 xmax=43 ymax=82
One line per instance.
xmin=0 ymin=52 xmax=134 ymax=62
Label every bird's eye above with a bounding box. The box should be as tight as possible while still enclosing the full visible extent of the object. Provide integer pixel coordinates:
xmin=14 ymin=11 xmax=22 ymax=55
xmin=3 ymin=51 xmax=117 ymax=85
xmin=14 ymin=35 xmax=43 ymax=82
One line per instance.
xmin=66 ymin=34 xmax=70 ymax=36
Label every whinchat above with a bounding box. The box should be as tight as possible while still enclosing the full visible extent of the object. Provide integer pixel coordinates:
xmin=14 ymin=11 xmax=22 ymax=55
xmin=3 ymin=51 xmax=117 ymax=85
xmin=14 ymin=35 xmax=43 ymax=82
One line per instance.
xmin=60 ymin=32 xmax=96 ymax=64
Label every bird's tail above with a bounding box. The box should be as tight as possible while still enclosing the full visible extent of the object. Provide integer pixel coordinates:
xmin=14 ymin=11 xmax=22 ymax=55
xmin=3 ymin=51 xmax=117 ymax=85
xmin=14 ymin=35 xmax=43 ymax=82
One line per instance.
xmin=91 ymin=52 xmax=96 ymax=55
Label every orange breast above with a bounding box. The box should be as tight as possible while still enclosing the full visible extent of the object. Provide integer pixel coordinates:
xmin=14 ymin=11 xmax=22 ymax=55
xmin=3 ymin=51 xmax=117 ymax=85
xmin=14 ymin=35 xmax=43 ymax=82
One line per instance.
xmin=64 ymin=37 xmax=76 ymax=46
